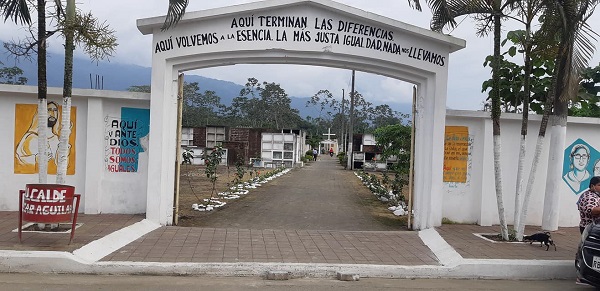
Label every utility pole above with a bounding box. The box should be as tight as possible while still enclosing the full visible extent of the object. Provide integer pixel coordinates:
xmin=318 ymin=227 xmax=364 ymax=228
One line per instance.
xmin=341 ymin=89 xmax=345 ymax=153
xmin=407 ymin=85 xmax=416 ymax=230
xmin=346 ymin=70 xmax=355 ymax=170
xmin=173 ymin=73 xmax=184 ymax=225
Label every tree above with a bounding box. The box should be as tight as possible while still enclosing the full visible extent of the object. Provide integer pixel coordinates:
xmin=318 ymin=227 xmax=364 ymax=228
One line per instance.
xmin=2 ymin=0 xmax=116 ymax=184
xmin=374 ymin=124 xmax=412 ymax=166
xmin=368 ymin=104 xmax=406 ymax=129
xmin=127 ymin=82 xmax=228 ymax=127
xmin=202 ymin=145 xmax=225 ymax=203
xmin=428 ymin=0 xmax=521 ymax=240
xmin=0 ymin=0 xmax=30 ymax=24
xmin=537 ymin=0 xmax=598 ymax=231
xmin=55 ymin=0 xmax=117 ymax=184
xmin=162 ymin=0 xmax=189 ymax=31
xmin=127 ymin=85 xmax=151 ymax=93
xmin=348 ymin=92 xmax=373 ymax=134
xmin=182 ymin=82 xmax=226 ymax=127
xmin=304 ymin=87 xmax=407 ymax=153
xmin=259 ymin=81 xmax=301 ymax=129
xmin=305 ymin=89 xmax=342 ymax=140
xmin=306 ymin=134 xmax=322 ymax=150
xmin=4 ymin=0 xmax=184 ymax=184
xmin=569 ymin=64 xmax=600 ymax=117
xmin=481 ymin=51 xmax=600 ymax=119
xmin=481 ymin=44 xmax=555 ymax=114
xmin=227 ymin=78 xmax=303 ymax=129
xmin=1 ymin=0 xmax=50 ymax=183
xmin=0 ymin=63 xmax=27 ymax=84
xmin=480 ymin=0 xmax=595 ymax=235
xmin=374 ymin=124 xmax=413 ymax=198
xmin=55 ymin=0 xmax=75 ymax=185
xmin=481 ymin=37 xmax=598 ymax=238
xmin=306 ymin=89 xmax=337 ymax=125
xmin=481 ymin=26 xmax=556 ymax=239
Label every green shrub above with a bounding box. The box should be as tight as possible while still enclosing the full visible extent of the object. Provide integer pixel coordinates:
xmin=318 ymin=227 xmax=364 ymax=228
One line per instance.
xmin=337 ymin=151 xmax=347 ymax=167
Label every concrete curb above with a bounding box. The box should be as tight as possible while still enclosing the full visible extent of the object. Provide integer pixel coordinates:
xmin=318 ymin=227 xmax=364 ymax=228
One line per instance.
xmin=0 ymin=226 xmax=575 ymax=279
xmin=73 ymin=219 xmax=161 ymax=262
xmin=456 ymin=259 xmax=574 ymax=279
xmin=0 ymin=258 xmax=575 ymax=280
xmin=418 ymin=228 xmax=463 ymax=267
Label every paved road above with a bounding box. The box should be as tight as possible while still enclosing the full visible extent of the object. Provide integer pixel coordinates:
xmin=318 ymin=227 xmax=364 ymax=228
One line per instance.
xmin=0 ymin=273 xmax=591 ymax=290
xmin=192 ymin=156 xmax=399 ymax=231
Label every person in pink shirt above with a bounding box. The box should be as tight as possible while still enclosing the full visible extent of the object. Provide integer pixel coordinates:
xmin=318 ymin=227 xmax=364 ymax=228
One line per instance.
xmin=577 ymin=176 xmax=600 ymax=234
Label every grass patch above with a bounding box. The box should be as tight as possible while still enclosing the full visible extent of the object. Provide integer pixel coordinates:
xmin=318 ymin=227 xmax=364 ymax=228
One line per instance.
xmin=352 ymin=177 xmax=409 ymax=229
xmin=442 ymin=217 xmax=458 ymax=224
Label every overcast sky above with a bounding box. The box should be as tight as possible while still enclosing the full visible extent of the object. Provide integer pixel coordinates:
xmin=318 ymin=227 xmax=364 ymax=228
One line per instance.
xmin=0 ymin=0 xmax=598 ymax=111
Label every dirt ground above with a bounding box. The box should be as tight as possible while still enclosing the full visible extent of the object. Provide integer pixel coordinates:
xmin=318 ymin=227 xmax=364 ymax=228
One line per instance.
xmin=356 ymin=170 xmax=410 ymax=228
xmin=176 ymin=164 xmax=253 ymax=225
xmin=175 ymin=164 xmax=408 ymax=229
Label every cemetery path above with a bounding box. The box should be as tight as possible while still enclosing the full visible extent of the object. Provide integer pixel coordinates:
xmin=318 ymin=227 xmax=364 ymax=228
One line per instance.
xmin=187 ymin=155 xmax=403 ymax=231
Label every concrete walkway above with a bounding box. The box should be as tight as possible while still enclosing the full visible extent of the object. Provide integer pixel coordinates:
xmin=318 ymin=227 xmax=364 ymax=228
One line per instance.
xmin=0 ymin=156 xmax=579 ymax=280
xmin=187 ymin=156 xmax=397 ymax=230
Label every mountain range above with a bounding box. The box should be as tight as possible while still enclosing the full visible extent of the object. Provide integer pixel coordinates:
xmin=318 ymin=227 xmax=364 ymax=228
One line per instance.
xmin=2 ymin=44 xmax=409 ymax=118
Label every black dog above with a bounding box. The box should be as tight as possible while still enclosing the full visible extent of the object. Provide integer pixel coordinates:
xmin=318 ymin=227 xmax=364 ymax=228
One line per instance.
xmin=523 ymin=232 xmax=557 ymax=251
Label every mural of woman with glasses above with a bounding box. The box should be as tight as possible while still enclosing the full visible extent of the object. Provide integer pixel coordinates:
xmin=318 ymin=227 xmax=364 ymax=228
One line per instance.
xmin=564 ymin=143 xmax=591 ymax=193
xmin=594 ymin=159 xmax=600 ymax=177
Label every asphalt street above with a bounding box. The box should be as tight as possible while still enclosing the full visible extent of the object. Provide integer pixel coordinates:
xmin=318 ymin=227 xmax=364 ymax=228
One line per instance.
xmin=0 ymin=273 xmax=591 ymax=291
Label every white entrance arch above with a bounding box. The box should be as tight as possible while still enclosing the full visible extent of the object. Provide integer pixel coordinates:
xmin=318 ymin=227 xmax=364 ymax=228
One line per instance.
xmin=137 ymin=0 xmax=465 ymax=229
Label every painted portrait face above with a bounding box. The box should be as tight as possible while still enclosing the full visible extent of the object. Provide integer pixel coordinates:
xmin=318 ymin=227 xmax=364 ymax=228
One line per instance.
xmin=572 ymin=146 xmax=590 ymax=171
xmin=594 ymin=160 xmax=600 ymax=176
xmin=47 ymin=102 xmax=59 ymax=128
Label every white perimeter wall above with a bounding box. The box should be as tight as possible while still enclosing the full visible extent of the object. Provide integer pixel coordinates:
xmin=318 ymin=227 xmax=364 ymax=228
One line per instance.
xmin=0 ymin=84 xmax=150 ymax=214
xmin=444 ymin=109 xmax=600 ymax=227
xmin=6 ymin=84 xmax=591 ymax=228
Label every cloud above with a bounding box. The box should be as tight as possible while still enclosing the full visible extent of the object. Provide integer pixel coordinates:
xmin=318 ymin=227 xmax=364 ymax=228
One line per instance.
xmin=1 ymin=0 xmax=598 ymax=113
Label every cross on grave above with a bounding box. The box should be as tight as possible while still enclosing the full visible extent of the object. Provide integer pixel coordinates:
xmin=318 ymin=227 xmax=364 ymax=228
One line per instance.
xmin=322 ymin=128 xmax=336 ymax=140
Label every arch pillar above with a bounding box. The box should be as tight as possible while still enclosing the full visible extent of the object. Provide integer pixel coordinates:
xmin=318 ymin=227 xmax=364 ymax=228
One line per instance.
xmin=137 ymin=0 xmax=465 ymax=228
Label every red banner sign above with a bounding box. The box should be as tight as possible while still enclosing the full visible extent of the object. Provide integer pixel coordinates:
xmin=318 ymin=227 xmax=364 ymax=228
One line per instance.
xmin=21 ymin=184 xmax=76 ymax=223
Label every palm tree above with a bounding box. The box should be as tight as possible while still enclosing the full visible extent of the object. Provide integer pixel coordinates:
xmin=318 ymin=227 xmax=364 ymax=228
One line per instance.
xmin=1 ymin=0 xmax=52 ymax=183
xmin=0 ymin=0 xmax=30 ymax=24
xmin=55 ymin=0 xmax=74 ymax=184
xmin=503 ymin=0 xmax=550 ymax=240
xmin=427 ymin=0 xmax=519 ymax=240
xmin=5 ymin=0 xmax=185 ymax=183
xmin=3 ymin=0 xmax=118 ymax=183
xmin=535 ymin=0 xmax=598 ymax=231
xmin=510 ymin=8 xmax=560 ymax=239
xmin=54 ymin=2 xmax=117 ymax=183
xmin=36 ymin=0 xmax=49 ymax=183
xmin=162 ymin=0 xmax=189 ymax=31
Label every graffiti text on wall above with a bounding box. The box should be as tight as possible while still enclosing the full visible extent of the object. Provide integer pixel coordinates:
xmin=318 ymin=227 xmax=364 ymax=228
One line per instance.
xmin=443 ymin=126 xmax=469 ymax=183
xmin=154 ymin=14 xmax=445 ymax=67
xmin=104 ymin=108 xmax=150 ymax=173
